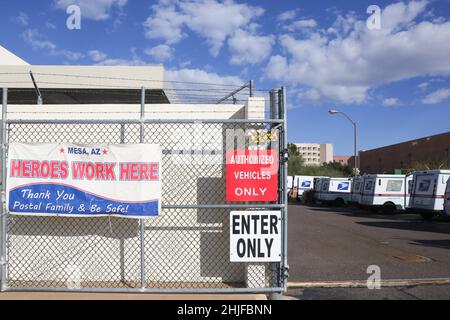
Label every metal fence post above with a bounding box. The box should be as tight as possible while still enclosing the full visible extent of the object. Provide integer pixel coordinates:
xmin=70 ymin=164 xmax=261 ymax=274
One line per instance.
xmin=1 ymin=88 xmax=8 ymax=291
xmin=273 ymin=87 xmax=288 ymax=300
xmin=281 ymin=86 xmax=289 ymax=293
xmin=119 ymin=124 xmax=126 ymax=284
xmin=268 ymin=87 xmax=288 ymax=300
xmin=139 ymin=87 xmax=146 ymax=290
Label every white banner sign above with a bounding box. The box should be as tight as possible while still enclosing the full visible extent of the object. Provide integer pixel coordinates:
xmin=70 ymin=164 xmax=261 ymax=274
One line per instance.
xmin=230 ymin=211 xmax=281 ymax=262
xmin=7 ymin=143 xmax=162 ymax=218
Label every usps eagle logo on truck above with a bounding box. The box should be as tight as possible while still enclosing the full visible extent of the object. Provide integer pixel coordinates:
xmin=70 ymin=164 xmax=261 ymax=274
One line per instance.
xmin=7 ymin=143 xmax=162 ymax=218
xmin=301 ymin=181 xmax=311 ymax=188
xmin=337 ymin=182 xmax=350 ymax=191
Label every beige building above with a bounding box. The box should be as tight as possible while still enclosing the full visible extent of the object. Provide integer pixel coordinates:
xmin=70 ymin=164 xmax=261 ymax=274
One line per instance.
xmin=294 ymin=143 xmax=334 ymax=165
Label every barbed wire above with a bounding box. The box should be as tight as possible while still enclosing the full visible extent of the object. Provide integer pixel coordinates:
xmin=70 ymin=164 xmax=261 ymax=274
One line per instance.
xmin=0 ymin=73 xmax=272 ymax=104
xmin=0 ymin=72 xmax=246 ymax=88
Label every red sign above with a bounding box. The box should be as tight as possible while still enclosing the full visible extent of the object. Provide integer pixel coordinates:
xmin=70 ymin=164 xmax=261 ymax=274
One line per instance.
xmin=226 ymin=149 xmax=278 ymax=202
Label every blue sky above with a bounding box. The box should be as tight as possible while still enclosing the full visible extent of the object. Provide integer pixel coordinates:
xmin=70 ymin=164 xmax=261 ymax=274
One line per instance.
xmin=1 ymin=0 xmax=449 ymax=155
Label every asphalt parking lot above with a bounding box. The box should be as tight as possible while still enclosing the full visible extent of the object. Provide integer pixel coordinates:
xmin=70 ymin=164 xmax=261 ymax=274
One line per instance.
xmin=286 ymin=202 xmax=450 ymax=299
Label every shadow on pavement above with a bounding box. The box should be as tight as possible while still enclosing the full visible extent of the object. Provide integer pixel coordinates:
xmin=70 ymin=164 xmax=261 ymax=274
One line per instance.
xmin=300 ymin=203 xmax=414 ymax=220
xmin=288 ymin=285 xmax=450 ymax=300
xmin=407 ymin=239 xmax=450 ymax=250
xmin=356 ymin=221 xmax=450 ymax=235
xmin=291 ymin=202 xmax=450 ymax=224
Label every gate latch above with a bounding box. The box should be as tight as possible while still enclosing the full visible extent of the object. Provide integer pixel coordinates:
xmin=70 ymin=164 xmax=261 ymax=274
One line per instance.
xmin=281 ymin=264 xmax=289 ymax=282
xmin=280 ymin=149 xmax=289 ymax=163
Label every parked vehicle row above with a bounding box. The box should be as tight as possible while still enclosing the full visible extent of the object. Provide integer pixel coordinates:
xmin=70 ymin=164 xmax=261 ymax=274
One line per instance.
xmin=288 ymin=175 xmax=327 ymax=198
xmin=288 ymin=169 xmax=450 ymax=220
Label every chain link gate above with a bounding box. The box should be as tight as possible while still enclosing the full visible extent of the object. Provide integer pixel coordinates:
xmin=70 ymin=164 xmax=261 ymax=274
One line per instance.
xmin=0 ymin=87 xmax=288 ymax=295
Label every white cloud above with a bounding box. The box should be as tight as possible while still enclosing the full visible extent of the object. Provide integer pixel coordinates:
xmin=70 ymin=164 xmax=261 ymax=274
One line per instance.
xmin=277 ymin=10 xmax=297 ymax=22
xmin=145 ymin=44 xmax=174 ymax=62
xmin=14 ymin=12 xmax=29 ymax=26
xmin=382 ymin=98 xmax=401 ymax=106
xmin=94 ymin=48 xmax=146 ymax=66
xmin=45 ymin=21 xmax=57 ymax=29
xmin=381 ymin=0 xmax=428 ymax=32
xmin=228 ymin=29 xmax=274 ymax=65
xmin=298 ymin=88 xmax=321 ymax=102
xmin=21 ymin=29 xmax=84 ymax=61
xmin=418 ymin=82 xmax=429 ymax=90
xmin=165 ymin=67 xmax=244 ymax=103
xmin=21 ymin=29 xmax=56 ymax=51
xmin=422 ymin=88 xmax=450 ymax=104
xmin=265 ymin=1 xmax=450 ymax=104
xmin=143 ymin=3 xmax=186 ymax=44
xmin=326 ymin=12 xmax=359 ymax=37
xmin=284 ymin=19 xmax=317 ymax=32
xmin=58 ymin=50 xmax=85 ymax=61
xmin=88 ymin=50 xmax=108 ymax=62
xmin=95 ymin=58 xmax=146 ymax=66
xmin=144 ymin=0 xmax=265 ymax=56
xmin=179 ymin=60 xmax=191 ymax=68
xmin=166 ymin=68 xmax=243 ymax=86
xmin=54 ymin=0 xmax=127 ymax=21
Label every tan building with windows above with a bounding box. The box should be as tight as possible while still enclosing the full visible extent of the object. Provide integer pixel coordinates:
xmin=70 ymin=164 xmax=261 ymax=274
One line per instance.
xmin=294 ymin=143 xmax=333 ymax=165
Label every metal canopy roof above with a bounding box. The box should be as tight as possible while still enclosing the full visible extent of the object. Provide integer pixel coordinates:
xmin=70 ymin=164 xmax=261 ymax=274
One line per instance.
xmin=0 ymin=88 xmax=170 ymax=104
xmin=0 ymin=64 xmax=172 ymax=104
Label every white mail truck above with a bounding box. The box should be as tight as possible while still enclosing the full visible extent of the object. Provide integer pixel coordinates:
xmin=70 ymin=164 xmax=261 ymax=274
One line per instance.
xmin=318 ymin=177 xmax=352 ymax=206
xmin=409 ymin=170 xmax=450 ymax=220
xmin=360 ymin=174 xmax=412 ymax=214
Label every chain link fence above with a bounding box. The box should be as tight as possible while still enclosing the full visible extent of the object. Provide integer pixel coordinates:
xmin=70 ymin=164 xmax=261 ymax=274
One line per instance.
xmin=2 ymin=117 xmax=287 ymax=293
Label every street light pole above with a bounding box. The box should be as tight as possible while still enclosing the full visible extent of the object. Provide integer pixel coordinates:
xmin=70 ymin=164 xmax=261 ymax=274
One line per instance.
xmin=353 ymin=122 xmax=357 ymax=171
xmin=328 ymin=109 xmax=358 ymax=174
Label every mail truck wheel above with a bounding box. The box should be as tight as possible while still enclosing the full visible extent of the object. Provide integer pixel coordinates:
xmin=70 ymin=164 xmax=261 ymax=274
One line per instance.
xmin=382 ymin=202 xmax=396 ymax=215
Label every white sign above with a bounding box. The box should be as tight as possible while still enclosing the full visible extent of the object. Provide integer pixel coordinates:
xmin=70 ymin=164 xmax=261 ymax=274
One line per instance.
xmin=230 ymin=211 xmax=281 ymax=262
xmin=7 ymin=142 xmax=162 ymax=218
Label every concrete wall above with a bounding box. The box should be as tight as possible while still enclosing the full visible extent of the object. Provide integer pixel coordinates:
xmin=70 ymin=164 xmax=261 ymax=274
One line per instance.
xmin=2 ymin=98 xmax=274 ymax=288
xmin=0 ymin=65 xmax=164 ymax=90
